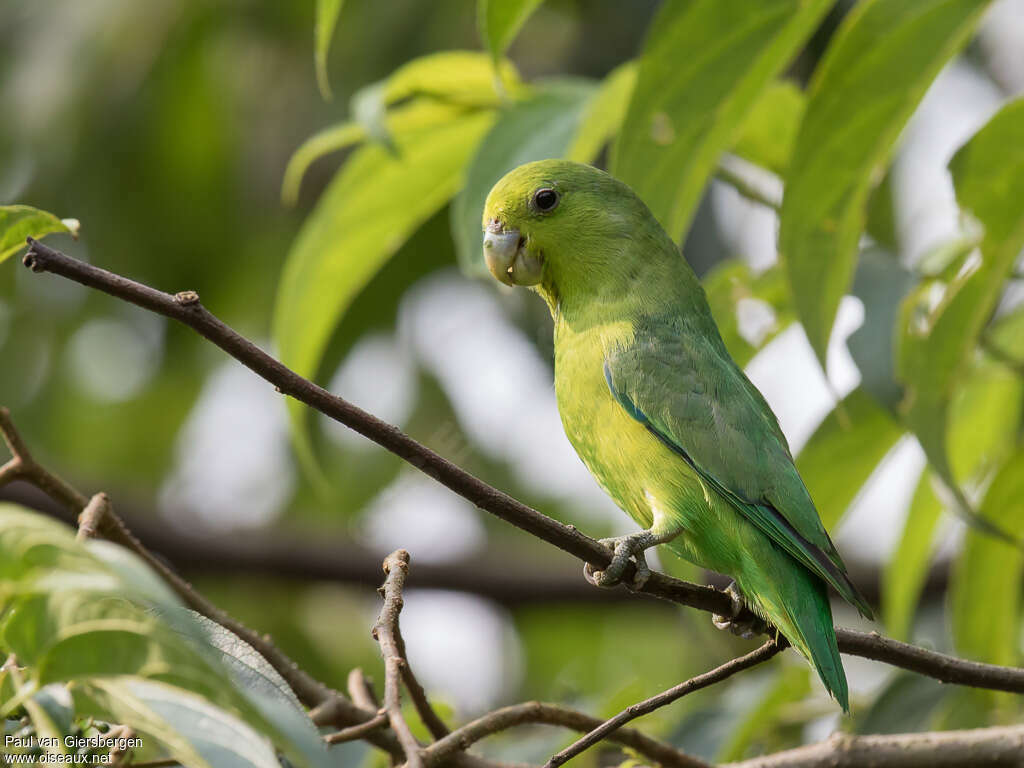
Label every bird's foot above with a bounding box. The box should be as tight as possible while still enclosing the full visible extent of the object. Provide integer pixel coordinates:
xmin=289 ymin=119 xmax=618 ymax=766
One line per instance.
xmin=583 ymin=531 xmax=664 ymax=590
xmin=712 ymin=582 xmax=769 ymax=639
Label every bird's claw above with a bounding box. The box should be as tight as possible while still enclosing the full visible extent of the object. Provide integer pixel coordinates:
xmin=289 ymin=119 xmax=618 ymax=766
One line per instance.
xmin=583 ymin=532 xmax=658 ymax=590
xmin=712 ymin=582 xmax=768 ymax=639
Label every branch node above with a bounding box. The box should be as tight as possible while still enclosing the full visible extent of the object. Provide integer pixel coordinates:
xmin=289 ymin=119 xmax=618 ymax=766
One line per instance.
xmin=174 ymin=290 xmax=200 ymax=306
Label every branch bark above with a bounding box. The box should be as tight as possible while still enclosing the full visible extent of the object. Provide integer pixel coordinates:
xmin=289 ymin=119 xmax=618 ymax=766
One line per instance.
xmin=724 ymin=725 xmax=1024 ymax=768
xmin=21 ymin=239 xmax=1024 ymax=696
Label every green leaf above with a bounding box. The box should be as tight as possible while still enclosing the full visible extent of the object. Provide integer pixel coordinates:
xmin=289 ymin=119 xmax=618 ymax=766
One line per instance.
xmin=314 ymin=0 xmax=344 ymax=100
xmin=82 ymin=678 xmax=281 ymax=768
xmin=855 ymin=672 xmax=947 ymax=733
xmin=566 ymin=61 xmax=637 ymax=163
xmin=950 ymin=451 xmax=1024 ymax=666
xmin=780 ymin=0 xmax=991 ymax=367
xmin=897 ymin=98 xmax=1024 ymax=531
xmin=702 ymin=260 xmax=793 ymax=368
xmin=796 ymin=389 xmax=904 ymax=530
xmin=0 ymin=205 xmax=75 ymax=265
xmin=478 ymin=0 xmax=545 ymax=62
xmin=716 ymin=665 xmax=809 ymax=761
xmin=274 ymin=108 xmax=494 ymax=480
xmin=451 ymin=80 xmax=595 ymax=276
xmin=882 ymin=470 xmax=943 ymax=641
xmin=612 ymin=0 xmax=831 ymax=241
xmin=731 ymin=80 xmax=804 ymax=175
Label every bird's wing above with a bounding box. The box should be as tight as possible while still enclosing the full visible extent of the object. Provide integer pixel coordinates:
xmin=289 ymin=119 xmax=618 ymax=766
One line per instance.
xmin=605 ymin=316 xmax=872 ymax=618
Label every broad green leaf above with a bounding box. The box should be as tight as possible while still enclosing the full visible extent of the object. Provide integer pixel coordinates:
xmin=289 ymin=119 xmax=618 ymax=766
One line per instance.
xmin=21 ymin=683 xmax=71 ymax=755
xmin=781 ymin=0 xmax=991 ymax=367
xmin=478 ymin=0 xmax=545 ymax=62
xmin=731 ymin=80 xmax=804 ymax=175
xmin=716 ymin=665 xmax=809 ymax=761
xmin=82 ymin=678 xmax=280 ymax=768
xmin=451 ymin=80 xmax=595 ymax=275
xmin=566 ymin=62 xmax=637 ymax=163
xmin=797 ymin=389 xmax=904 ymax=530
xmin=0 ymin=205 xmax=75 ymax=265
xmin=612 ymin=0 xmax=831 ymax=241
xmin=274 ymin=109 xmax=494 ymax=479
xmin=950 ymin=451 xmax=1024 ymax=666
xmin=897 ymin=98 xmax=1024 ymax=531
xmin=314 ymin=0 xmax=344 ymax=100
xmin=703 ymin=260 xmax=793 ymax=368
xmin=882 ymin=470 xmax=943 ymax=640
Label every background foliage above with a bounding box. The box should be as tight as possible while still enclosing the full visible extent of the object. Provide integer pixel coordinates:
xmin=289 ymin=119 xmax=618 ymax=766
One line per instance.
xmin=2 ymin=0 xmax=1023 ymax=764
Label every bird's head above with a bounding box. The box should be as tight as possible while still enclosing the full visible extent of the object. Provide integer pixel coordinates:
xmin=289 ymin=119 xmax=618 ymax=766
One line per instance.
xmin=481 ymin=160 xmax=667 ymax=310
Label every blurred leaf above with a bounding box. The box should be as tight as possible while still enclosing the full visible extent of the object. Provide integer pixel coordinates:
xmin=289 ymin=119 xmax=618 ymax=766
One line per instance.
xmin=847 ymin=248 xmax=917 ymax=411
xmin=855 ymin=672 xmax=947 ymax=733
xmin=274 ymin=109 xmax=494 ymax=481
xmin=478 ymin=0 xmax=545 ymax=63
xmin=950 ymin=451 xmax=1024 ymax=667
xmin=21 ymin=682 xmax=71 ymax=755
xmin=796 ymin=388 xmax=904 ymax=529
xmin=882 ymin=471 xmax=943 ymax=641
xmin=986 ymin=303 xmax=1024 ymax=359
xmin=315 ymin=0 xmax=344 ymax=100
xmin=897 ymin=98 xmax=1024 ymax=535
xmin=81 ymin=678 xmax=281 ymax=768
xmin=716 ymin=665 xmax=809 ymax=761
xmin=612 ymin=0 xmax=831 ymax=241
xmin=567 ymin=62 xmax=637 ymax=163
xmin=781 ymin=0 xmax=991 ymax=367
xmin=452 ymin=80 xmax=595 ymax=275
xmin=0 ymin=205 xmax=74 ymax=265
xmin=702 ymin=260 xmax=793 ymax=368
xmin=865 ymin=169 xmax=897 ymax=249
xmin=731 ymin=80 xmax=804 ymax=175
xmin=30 ymin=685 xmax=74 ymax=739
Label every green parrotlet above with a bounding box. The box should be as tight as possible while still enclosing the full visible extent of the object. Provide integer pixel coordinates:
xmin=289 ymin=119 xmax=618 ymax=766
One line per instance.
xmin=481 ymin=159 xmax=872 ymax=711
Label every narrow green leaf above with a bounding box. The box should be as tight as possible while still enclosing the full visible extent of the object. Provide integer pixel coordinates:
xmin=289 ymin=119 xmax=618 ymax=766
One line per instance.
xmin=566 ymin=61 xmax=637 ymax=163
xmin=0 ymin=205 xmax=75 ymax=265
xmin=796 ymin=389 xmax=904 ymax=530
xmin=882 ymin=470 xmax=943 ymax=641
xmin=897 ymin=98 xmax=1024 ymax=532
xmin=781 ymin=0 xmax=991 ymax=367
xmin=950 ymin=451 xmax=1024 ymax=665
xmin=452 ymin=80 xmax=595 ymax=276
xmin=731 ymin=80 xmax=804 ymax=176
xmin=612 ymin=0 xmax=832 ymax=242
xmin=314 ymin=0 xmax=344 ymax=100
xmin=478 ymin=0 xmax=545 ymax=62
xmin=702 ymin=260 xmax=793 ymax=368
xmin=274 ymin=110 xmax=494 ymax=476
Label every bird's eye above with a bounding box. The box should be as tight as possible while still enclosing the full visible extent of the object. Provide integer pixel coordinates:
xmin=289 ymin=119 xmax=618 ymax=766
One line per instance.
xmin=532 ymin=188 xmax=559 ymax=212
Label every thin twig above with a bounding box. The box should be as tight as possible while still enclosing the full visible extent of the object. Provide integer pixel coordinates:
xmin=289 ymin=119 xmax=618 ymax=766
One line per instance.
xmin=347 ymin=668 xmax=381 ymax=711
xmin=544 ymin=639 xmax=784 ymax=768
xmin=374 ymin=550 xmax=425 ymax=768
xmin=392 ymin=605 xmax=450 ymax=739
xmin=76 ymin=492 xmax=110 ymax=541
xmin=326 ymin=710 xmax=389 ymax=744
xmin=421 ymin=701 xmax=710 ymax=768
xmin=724 ymin=724 xmax=1024 ymax=768
xmin=21 ymin=240 xmax=1024 ymax=696
xmin=714 ymin=155 xmax=782 ymax=212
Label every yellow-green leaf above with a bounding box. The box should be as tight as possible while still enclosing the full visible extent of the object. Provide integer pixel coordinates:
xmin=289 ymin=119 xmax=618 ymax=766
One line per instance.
xmin=781 ymin=0 xmax=991 ymax=367
xmin=478 ymin=0 xmax=545 ymax=63
xmin=612 ymin=0 xmax=832 ymax=242
xmin=0 ymin=205 xmax=74 ymax=265
xmin=566 ymin=61 xmax=637 ymax=163
xmin=732 ymin=79 xmax=804 ymax=175
xmin=950 ymin=451 xmax=1024 ymax=665
xmin=274 ymin=110 xmax=494 ymax=474
xmin=314 ymin=0 xmax=344 ymax=100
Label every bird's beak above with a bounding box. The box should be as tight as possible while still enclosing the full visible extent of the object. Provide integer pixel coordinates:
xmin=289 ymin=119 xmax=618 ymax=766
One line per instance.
xmin=483 ymin=223 xmax=543 ymax=287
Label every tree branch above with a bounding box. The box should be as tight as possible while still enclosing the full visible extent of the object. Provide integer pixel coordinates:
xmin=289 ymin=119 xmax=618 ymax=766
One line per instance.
xmin=421 ymin=702 xmax=711 ymax=768
xmin=20 ymin=240 xmax=1024 ymax=695
xmin=374 ymin=550 xmax=426 ymax=768
xmin=724 ymin=725 xmax=1024 ymax=768
xmin=544 ymin=639 xmax=784 ymax=768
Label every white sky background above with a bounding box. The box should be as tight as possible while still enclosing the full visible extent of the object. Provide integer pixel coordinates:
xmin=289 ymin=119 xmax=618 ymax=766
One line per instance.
xmin=151 ymin=5 xmax=1024 ymax=712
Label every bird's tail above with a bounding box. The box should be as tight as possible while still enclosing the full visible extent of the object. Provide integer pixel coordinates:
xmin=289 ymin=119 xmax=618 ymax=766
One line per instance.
xmin=752 ymin=572 xmax=848 ymax=712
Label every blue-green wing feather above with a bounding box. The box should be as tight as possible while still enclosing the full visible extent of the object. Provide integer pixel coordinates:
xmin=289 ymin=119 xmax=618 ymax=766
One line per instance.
xmin=605 ymin=315 xmax=873 ymax=619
